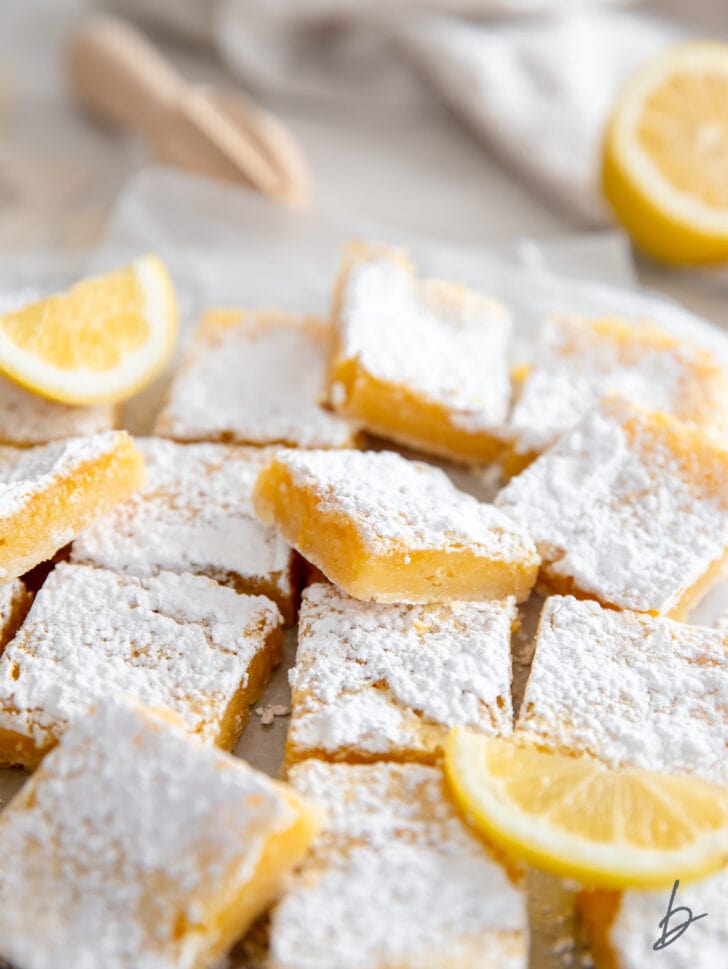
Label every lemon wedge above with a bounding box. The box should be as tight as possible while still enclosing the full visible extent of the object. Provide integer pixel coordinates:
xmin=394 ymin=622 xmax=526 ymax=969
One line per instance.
xmin=0 ymin=255 xmax=177 ymax=405
xmin=445 ymin=729 xmax=728 ymax=890
xmin=603 ymin=41 xmax=728 ymax=265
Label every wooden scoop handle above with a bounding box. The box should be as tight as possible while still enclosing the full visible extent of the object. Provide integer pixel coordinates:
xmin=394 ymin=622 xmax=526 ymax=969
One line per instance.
xmin=66 ymin=17 xmax=181 ymax=132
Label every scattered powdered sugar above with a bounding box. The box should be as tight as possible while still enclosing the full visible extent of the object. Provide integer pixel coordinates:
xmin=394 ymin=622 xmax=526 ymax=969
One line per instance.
xmin=288 ymin=583 xmax=514 ymax=759
xmin=0 ymin=430 xmax=130 ymax=522
xmin=497 ymin=400 xmax=728 ymax=614
xmin=0 ymin=373 xmax=114 ymax=445
xmin=155 ymin=310 xmax=354 ymax=447
xmin=509 ymin=315 xmax=728 ymax=454
xmin=0 ymin=579 xmax=28 ymax=633
xmin=71 ymin=439 xmax=293 ymax=599
xmin=336 ymin=246 xmax=511 ymax=432
xmin=0 ymin=697 xmax=302 ymax=969
xmin=274 ymin=448 xmax=538 ymax=560
xmin=269 ymin=760 xmax=527 ymax=969
xmin=516 ymin=596 xmax=728 ymax=783
xmin=0 ymin=563 xmax=282 ymax=750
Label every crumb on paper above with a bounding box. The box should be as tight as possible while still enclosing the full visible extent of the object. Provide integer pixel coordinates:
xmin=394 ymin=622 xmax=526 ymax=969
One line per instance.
xmin=255 ymin=704 xmax=291 ymax=726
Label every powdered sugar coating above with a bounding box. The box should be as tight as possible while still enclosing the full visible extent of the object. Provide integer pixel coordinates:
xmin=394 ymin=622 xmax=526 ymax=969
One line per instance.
xmin=0 ymin=563 xmax=282 ymax=751
xmin=0 ymin=578 xmax=29 ymax=645
xmin=516 ymin=596 xmax=728 ymax=782
xmin=71 ymin=439 xmax=294 ymax=606
xmin=271 ymin=448 xmax=538 ymax=560
xmin=0 ymin=374 xmax=114 ymax=445
xmin=270 ymin=760 xmax=527 ymax=969
xmin=288 ymin=583 xmax=514 ymax=761
xmin=334 ymin=244 xmax=511 ymax=432
xmin=0 ymin=430 xmax=131 ymax=522
xmin=0 ymin=697 xmax=305 ymax=969
xmin=496 ymin=399 xmax=728 ymax=614
xmin=509 ymin=315 xmax=728 ymax=454
xmin=155 ymin=309 xmax=354 ymax=447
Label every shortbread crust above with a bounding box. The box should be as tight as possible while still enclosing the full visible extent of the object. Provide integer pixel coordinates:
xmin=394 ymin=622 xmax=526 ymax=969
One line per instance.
xmin=329 ymin=241 xmax=511 ymax=463
xmin=0 ymin=373 xmax=115 ymax=445
xmin=253 ymin=448 xmax=539 ymax=603
xmin=0 ymin=697 xmax=320 ymax=969
xmin=287 ymin=583 xmax=515 ymax=765
xmin=0 ymin=563 xmax=283 ymax=767
xmin=269 ymin=759 xmax=527 ymax=969
xmin=155 ymin=308 xmax=354 ymax=447
xmin=497 ymin=398 xmax=728 ymax=617
xmin=508 ymin=314 xmax=728 ymax=459
xmin=71 ymin=439 xmax=299 ymax=622
xmin=0 ymin=430 xmax=144 ymax=582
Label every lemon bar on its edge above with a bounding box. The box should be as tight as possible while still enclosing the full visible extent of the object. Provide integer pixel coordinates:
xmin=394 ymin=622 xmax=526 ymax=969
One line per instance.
xmin=253 ymin=449 xmax=539 ymax=604
xmin=515 ymin=595 xmax=728 ymax=969
xmin=0 ymin=697 xmax=320 ymax=969
xmin=0 ymin=563 xmax=283 ymax=769
xmin=154 ymin=309 xmax=355 ymax=448
xmin=269 ymin=759 xmax=527 ymax=969
xmin=329 ymin=241 xmax=511 ymax=464
xmin=497 ymin=398 xmax=728 ymax=618
xmin=506 ymin=314 xmax=728 ymax=469
xmin=286 ymin=582 xmax=515 ymax=766
xmin=0 ymin=430 xmax=143 ymax=582
xmin=71 ymin=439 xmax=300 ymax=623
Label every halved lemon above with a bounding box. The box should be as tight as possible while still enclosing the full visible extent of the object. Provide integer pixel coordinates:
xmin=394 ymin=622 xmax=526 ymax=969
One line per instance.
xmin=445 ymin=729 xmax=728 ymax=890
xmin=0 ymin=254 xmax=177 ymax=405
xmin=603 ymin=41 xmax=728 ymax=265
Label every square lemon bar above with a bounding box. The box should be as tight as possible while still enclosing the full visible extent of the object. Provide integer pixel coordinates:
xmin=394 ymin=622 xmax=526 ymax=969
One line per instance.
xmin=515 ymin=596 xmax=728 ymax=968
xmin=0 ymin=563 xmax=283 ymax=768
xmin=269 ymin=759 xmax=527 ymax=969
xmin=0 ymin=578 xmax=31 ymax=650
xmin=329 ymin=241 xmax=511 ymax=463
xmin=253 ymin=449 xmax=539 ymax=603
xmin=154 ymin=308 xmax=355 ymax=447
xmin=0 ymin=697 xmax=320 ymax=969
xmin=286 ymin=582 xmax=515 ymax=765
xmin=507 ymin=314 xmax=728 ymax=469
xmin=497 ymin=398 xmax=728 ymax=618
xmin=71 ymin=439 xmax=299 ymax=623
xmin=0 ymin=430 xmax=143 ymax=582
xmin=0 ymin=373 xmax=115 ymax=446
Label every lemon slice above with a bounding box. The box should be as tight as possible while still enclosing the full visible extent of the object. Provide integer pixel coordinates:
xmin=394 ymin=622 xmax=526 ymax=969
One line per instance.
xmin=0 ymin=255 xmax=177 ymax=405
xmin=445 ymin=729 xmax=728 ymax=890
xmin=603 ymin=41 xmax=728 ymax=265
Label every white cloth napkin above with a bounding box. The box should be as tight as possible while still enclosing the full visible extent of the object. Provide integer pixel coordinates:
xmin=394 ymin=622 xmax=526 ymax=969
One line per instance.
xmin=108 ymin=0 xmax=711 ymax=224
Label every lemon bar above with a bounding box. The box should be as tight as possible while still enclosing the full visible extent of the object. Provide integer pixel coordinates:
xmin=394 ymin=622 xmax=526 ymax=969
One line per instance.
xmin=253 ymin=449 xmax=539 ymax=603
xmin=286 ymin=582 xmax=515 ymax=765
xmin=71 ymin=439 xmax=299 ymax=623
xmin=0 ymin=563 xmax=283 ymax=768
xmin=507 ymin=314 xmax=728 ymax=466
xmin=0 ymin=578 xmax=31 ymax=650
xmin=516 ymin=596 xmax=728 ymax=967
xmin=0 ymin=373 xmax=115 ymax=445
xmin=0 ymin=696 xmax=320 ymax=969
xmin=329 ymin=241 xmax=511 ymax=463
xmin=497 ymin=398 xmax=728 ymax=618
xmin=154 ymin=308 xmax=355 ymax=447
xmin=269 ymin=759 xmax=527 ymax=969
xmin=0 ymin=430 xmax=143 ymax=582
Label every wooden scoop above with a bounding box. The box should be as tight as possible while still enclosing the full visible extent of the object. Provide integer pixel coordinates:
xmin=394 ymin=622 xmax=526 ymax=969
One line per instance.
xmin=66 ymin=16 xmax=311 ymax=207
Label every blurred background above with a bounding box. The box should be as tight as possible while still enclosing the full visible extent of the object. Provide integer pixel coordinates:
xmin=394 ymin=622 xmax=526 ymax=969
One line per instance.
xmin=0 ymin=0 xmax=725 ymax=316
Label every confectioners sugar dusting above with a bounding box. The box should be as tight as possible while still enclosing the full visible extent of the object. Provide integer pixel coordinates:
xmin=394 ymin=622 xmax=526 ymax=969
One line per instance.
xmin=0 ymin=563 xmax=281 ymax=746
xmin=270 ymin=760 xmax=526 ymax=969
xmin=278 ymin=448 xmax=536 ymax=559
xmin=516 ymin=596 xmax=728 ymax=783
xmin=289 ymin=583 xmax=514 ymax=755
xmin=0 ymin=374 xmax=113 ymax=444
xmin=340 ymin=254 xmax=511 ymax=431
xmin=497 ymin=403 xmax=728 ymax=613
xmin=72 ymin=439 xmax=291 ymax=585
xmin=157 ymin=313 xmax=352 ymax=447
xmin=0 ymin=698 xmax=297 ymax=969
